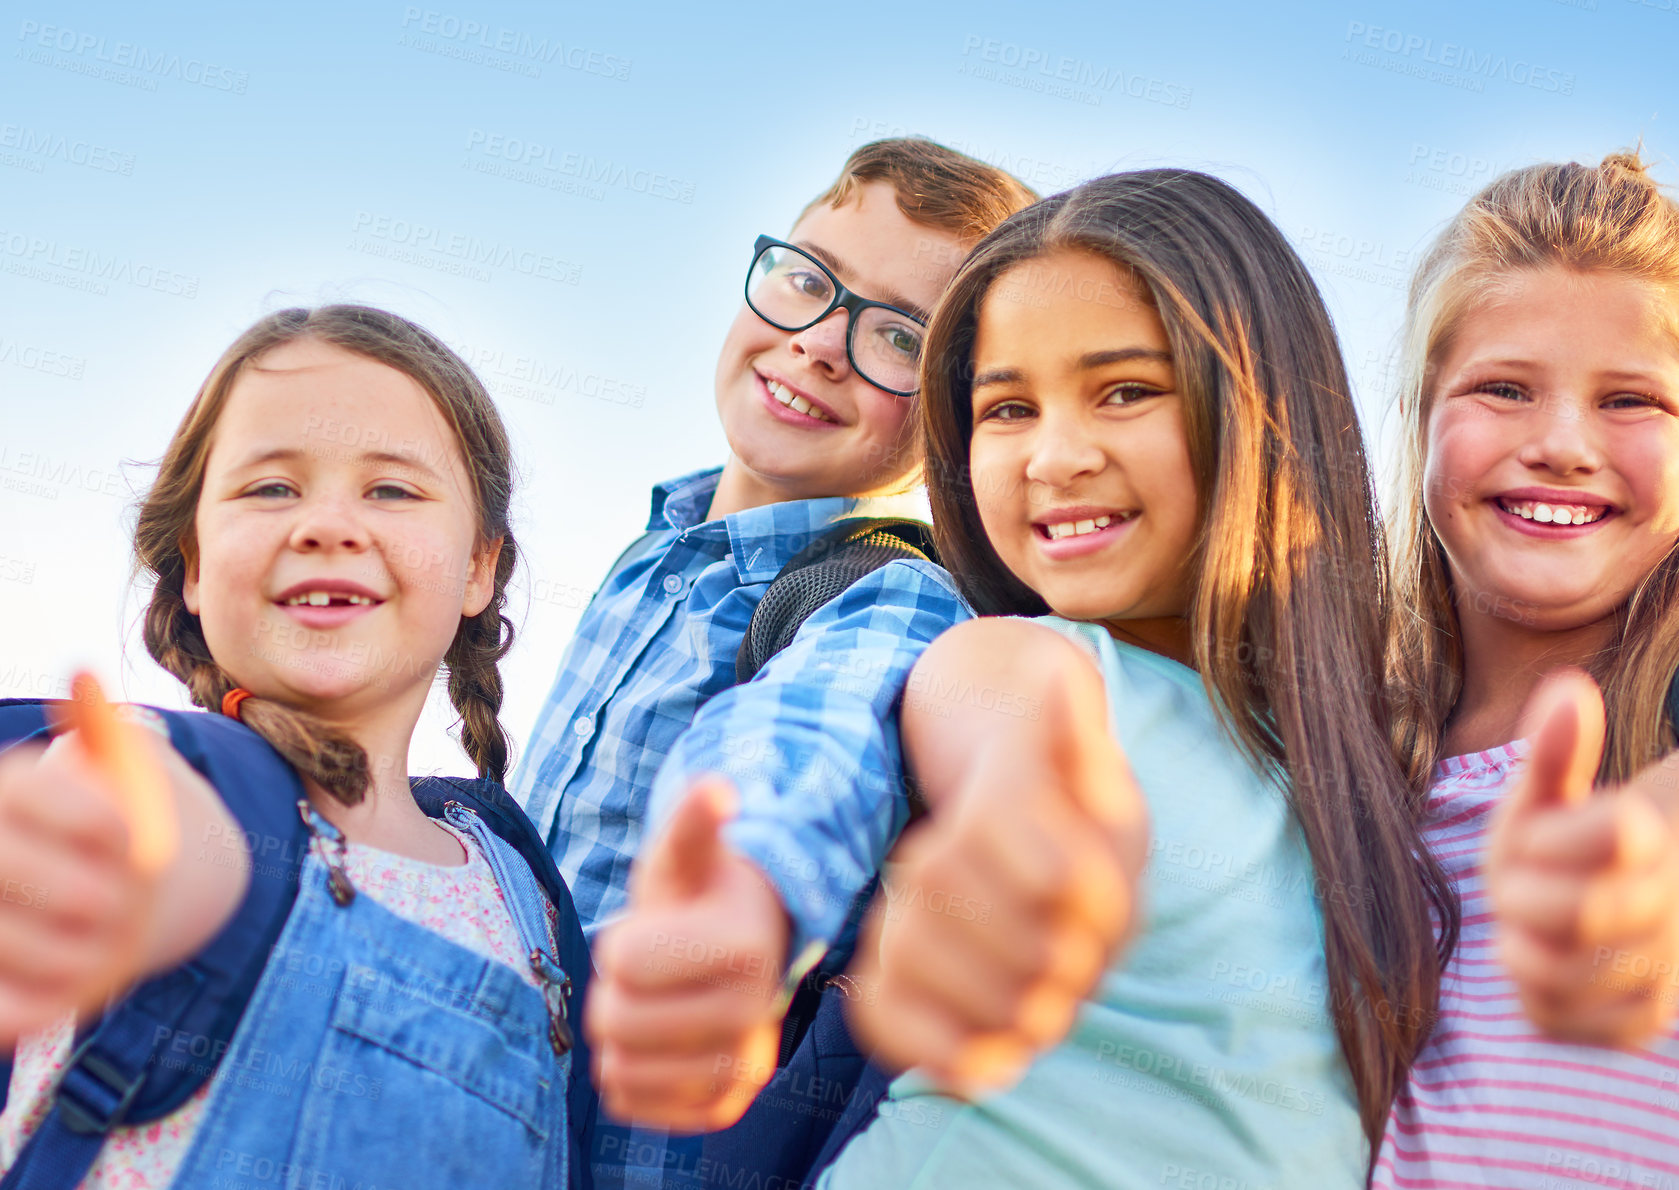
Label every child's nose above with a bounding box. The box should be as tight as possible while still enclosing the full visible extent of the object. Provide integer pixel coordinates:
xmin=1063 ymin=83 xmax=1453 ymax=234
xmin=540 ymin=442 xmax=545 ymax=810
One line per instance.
xmin=787 ymin=309 xmax=850 ymax=375
xmin=288 ymin=496 xmax=372 ymax=552
xmin=1025 ymin=413 xmax=1105 ymax=487
xmin=1519 ymin=396 xmax=1604 ymax=475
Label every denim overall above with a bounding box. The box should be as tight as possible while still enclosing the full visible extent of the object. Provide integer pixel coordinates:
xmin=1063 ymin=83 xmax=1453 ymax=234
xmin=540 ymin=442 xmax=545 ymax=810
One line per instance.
xmin=169 ymin=801 xmax=576 ymax=1189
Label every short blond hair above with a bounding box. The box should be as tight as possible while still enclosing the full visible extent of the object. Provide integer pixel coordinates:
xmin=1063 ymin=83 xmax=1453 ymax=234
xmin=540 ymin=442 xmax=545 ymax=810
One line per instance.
xmin=798 ymin=137 xmax=1038 ymax=243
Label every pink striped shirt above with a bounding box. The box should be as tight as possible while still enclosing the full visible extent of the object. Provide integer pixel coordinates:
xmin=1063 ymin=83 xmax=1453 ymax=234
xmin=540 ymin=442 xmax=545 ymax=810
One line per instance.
xmin=1373 ymin=740 xmax=1679 ymax=1190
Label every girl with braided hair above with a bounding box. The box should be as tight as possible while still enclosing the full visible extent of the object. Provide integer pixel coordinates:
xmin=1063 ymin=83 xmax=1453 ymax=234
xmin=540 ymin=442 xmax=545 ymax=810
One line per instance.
xmin=0 ymin=305 xmax=592 ymax=1188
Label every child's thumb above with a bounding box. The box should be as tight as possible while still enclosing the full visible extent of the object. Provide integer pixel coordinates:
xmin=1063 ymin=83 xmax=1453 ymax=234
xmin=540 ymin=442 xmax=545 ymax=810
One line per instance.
xmin=638 ymin=775 xmax=739 ymax=904
xmin=1041 ymin=668 xmax=1135 ymax=831
xmin=61 ymin=672 xmax=177 ymax=874
xmin=1516 ymin=668 xmax=1604 ymax=812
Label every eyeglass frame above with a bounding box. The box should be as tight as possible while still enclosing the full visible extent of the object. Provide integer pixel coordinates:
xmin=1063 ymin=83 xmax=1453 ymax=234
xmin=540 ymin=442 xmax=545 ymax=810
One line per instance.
xmin=744 ymin=234 xmax=927 ymax=398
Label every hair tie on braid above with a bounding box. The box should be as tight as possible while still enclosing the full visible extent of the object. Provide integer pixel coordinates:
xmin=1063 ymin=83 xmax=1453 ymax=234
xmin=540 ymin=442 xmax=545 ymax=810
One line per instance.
xmin=221 ymin=687 xmax=254 ymax=721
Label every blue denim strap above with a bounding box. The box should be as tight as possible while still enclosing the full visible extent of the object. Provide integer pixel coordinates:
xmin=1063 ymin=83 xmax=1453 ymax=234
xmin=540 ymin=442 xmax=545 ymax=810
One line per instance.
xmin=441 ymin=801 xmax=574 ymax=1055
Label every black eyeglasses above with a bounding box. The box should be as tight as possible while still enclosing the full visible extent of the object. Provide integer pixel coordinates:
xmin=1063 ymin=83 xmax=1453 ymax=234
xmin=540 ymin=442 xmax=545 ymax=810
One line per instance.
xmin=744 ymin=235 xmax=927 ymax=397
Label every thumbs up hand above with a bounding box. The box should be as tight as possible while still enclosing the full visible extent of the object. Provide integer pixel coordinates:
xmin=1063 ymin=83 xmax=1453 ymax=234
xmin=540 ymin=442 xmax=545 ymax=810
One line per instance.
xmin=846 ymin=622 xmax=1148 ymax=1095
xmin=0 ymin=684 xmax=164 ymax=1045
xmin=588 ymin=776 xmax=792 ymax=1132
xmin=0 ymin=676 xmax=250 ymax=1047
xmin=1489 ymin=668 xmax=1679 ymax=1046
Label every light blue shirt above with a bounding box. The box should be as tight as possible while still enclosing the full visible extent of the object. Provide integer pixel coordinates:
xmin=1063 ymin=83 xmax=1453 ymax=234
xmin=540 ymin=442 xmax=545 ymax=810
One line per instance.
xmin=820 ymin=617 xmax=1365 ymax=1190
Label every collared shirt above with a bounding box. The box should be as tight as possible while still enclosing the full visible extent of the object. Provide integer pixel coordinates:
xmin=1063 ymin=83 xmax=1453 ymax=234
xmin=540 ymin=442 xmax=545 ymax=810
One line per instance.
xmin=510 ymin=465 xmax=969 ymax=1190
xmin=510 ymin=465 xmax=939 ymax=937
xmin=648 ymin=554 xmax=970 ymax=957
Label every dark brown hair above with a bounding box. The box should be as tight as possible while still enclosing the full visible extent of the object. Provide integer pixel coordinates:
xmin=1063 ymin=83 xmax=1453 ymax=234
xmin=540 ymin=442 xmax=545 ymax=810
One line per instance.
xmin=799 ymin=137 xmax=1039 ymax=244
xmin=920 ymin=170 xmax=1457 ymax=1152
xmin=1390 ymin=151 xmax=1679 ymax=786
xmin=134 ymin=305 xmax=517 ymax=802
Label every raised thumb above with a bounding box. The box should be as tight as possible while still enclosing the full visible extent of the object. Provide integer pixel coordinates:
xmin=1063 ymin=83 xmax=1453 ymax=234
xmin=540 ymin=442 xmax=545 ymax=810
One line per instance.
xmin=61 ymin=671 xmax=178 ymax=874
xmin=637 ymin=774 xmax=738 ymax=904
xmin=1516 ymin=668 xmax=1604 ymax=811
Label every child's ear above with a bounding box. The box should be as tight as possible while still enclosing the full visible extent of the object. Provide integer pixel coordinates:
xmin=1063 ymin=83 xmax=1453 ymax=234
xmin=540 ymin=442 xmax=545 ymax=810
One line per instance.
xmin=462 ymin=536 xmax=504 ymax=618
xmin=180 ymin=540 xmax=201 ymax=615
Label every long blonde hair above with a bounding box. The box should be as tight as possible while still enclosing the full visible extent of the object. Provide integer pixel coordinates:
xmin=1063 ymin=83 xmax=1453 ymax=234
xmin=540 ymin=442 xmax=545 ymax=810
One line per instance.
xmin=1390 ymin=151 xmax=1679 ymax=786
xmin=135 ymin=305 xmax=518 ymax=802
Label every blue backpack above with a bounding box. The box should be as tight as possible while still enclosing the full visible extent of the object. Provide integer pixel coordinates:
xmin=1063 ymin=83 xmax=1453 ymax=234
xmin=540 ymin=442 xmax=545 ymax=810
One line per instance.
xmin=0 ymin=698 xmax=598 ymax=1190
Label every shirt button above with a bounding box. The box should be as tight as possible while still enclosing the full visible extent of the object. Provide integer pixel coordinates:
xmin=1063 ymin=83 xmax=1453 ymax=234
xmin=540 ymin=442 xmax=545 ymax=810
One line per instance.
xmin=662 ymin=574 xmax=683 ymax=595
xmin=573 ymin=716 xmax=594 ymax=738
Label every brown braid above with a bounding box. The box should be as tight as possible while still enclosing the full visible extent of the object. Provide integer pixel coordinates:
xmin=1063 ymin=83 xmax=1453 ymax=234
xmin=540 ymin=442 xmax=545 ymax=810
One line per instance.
xmin=134 ymin=305 xmax=519 ymax=800
xmin=444 ymin=532 xmax=517 ymax=785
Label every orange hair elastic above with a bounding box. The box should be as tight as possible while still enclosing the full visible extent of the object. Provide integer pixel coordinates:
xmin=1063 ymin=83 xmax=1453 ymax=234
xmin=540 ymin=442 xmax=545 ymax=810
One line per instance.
xmin=221 ymin=687 xmax=254 ymax=721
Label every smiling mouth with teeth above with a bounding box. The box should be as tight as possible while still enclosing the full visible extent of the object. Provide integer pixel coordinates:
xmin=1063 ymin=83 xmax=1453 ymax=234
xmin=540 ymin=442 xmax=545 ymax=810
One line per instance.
xmin=1496 ymin=498 xmax=1610 ymax=527
xmin=1041 ymin=513 xmax=1132 ymax=541
xmin=283 ymin=592 xmax=378 ymax=607
xmin=764 ymin=376 xmax=836 ymax=424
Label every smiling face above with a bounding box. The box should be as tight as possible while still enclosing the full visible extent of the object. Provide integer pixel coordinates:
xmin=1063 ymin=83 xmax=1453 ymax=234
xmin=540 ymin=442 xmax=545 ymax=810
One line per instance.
xmin=1423 ymin=266 xmax=1679 ymax=634
xmin=967 ymin=248 xmax=1201 ymax=651
xmin=711 ymin=180 xmax=968 ymax=512
xmin=181 ymin=338 xmax=498 ymax=726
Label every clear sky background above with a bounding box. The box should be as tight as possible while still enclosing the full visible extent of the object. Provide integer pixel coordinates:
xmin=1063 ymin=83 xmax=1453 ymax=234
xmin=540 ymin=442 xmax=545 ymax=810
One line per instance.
xmin=1 ymin=0 xmax=1671 ymax=775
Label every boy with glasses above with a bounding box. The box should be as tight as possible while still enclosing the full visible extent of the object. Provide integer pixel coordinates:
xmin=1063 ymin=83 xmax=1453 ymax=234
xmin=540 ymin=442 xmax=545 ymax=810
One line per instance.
xmin=510 ymin=139 xmax=1033 ymax=1186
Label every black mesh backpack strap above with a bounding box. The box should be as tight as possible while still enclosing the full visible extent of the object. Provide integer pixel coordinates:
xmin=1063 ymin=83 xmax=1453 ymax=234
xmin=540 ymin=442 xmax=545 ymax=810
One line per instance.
xmin=735 ymin=517 xmax=938 ymax=684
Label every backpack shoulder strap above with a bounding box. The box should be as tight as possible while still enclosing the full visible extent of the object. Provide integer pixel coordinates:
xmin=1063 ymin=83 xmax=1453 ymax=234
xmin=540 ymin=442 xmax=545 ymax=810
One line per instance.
xmin=0 ymin=702 xmax=53 ymax=1120
xmin=0 ymin=702 xmax=309 ymax=1190
xmin=735 ymin=517 xmax=938 ymax=684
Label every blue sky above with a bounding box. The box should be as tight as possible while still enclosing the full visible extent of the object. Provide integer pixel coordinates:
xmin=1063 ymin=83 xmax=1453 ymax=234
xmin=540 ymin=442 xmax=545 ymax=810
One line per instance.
xmin=1 ymin=0 xmax=1670 ymax=773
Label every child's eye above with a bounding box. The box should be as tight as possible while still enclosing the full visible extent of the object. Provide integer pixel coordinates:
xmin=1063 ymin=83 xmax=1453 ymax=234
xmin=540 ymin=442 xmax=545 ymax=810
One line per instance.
xmin=977 ymin=400 xmax=1033 ymax=423
xmin=243 ymin=481 xmax=297 ymax=499
xmin=368 ymin=483 xmax=420 ymax=500
xmin=1103 ymin=383 xmax=1159 ymax=405
xmin=1605 ymin=391 xmax=1662 ymax=410
xmin=786 ymin=267 xmax=834 ymax=303
xmin=873 ymin=322 xmax=924 ymax=362
xmin=1474 ymin=380 xmax=1526 ymax=401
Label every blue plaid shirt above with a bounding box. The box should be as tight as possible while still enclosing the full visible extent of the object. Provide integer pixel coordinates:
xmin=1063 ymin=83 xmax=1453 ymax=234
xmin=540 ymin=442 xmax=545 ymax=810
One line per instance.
xmin=647 ymin=554 xmax=970 ymax=957
xmin=511 ymin=465 xmax=966 ymax=940
xmin=510 ymin=466 xmax=969 ymax=1190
